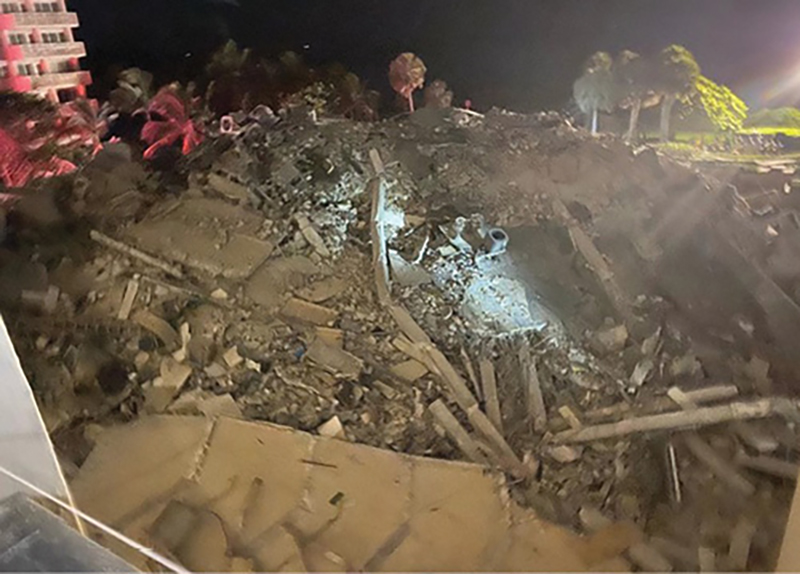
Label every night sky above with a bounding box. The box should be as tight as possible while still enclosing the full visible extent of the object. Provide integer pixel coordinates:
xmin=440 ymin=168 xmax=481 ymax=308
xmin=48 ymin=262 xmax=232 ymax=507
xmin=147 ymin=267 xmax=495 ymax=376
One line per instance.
xmin=68 ymin=0 xmax=800 ymax=111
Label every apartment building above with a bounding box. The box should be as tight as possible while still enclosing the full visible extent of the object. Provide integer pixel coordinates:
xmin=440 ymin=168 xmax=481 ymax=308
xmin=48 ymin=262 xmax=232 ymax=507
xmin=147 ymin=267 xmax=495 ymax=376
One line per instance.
xmin=0 ymin=0 xmax=90 ymax=103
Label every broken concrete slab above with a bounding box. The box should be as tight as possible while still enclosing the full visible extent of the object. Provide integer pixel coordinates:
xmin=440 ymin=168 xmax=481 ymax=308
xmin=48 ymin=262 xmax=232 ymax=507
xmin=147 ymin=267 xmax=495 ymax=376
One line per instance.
xmin=126 ymin=198 xmax=275 ymax=279
xmin=281 ymin=298 xmax=338 ymax=326
xmin=306 ymin=338 xmax=363 ymax=379
xmin=207 ymin=172 xmax=251 ymax=203
xmin=73 ymin=416 xmax=602 ymax=572
xmin=245 ymin=256 xmax=320 ymax=310
xmin=389 ymin=359 xmax=429 ymax=383
xmin=296 ymin=277 xmax=348 ymax=303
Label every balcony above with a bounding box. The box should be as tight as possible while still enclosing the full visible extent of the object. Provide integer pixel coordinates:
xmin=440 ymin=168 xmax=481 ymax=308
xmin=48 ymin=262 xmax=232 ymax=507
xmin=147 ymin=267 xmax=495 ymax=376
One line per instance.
xmin=17 ymin=41 xmax=85 ymax=58
xmin=10 ymin=12 xmax=78 ymax=27
xmin=29 ymin=70 xmax=90 ymax=88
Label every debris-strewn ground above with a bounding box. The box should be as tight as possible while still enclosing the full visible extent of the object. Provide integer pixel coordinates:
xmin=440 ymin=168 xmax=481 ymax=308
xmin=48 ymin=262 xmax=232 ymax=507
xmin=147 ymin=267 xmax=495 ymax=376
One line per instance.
xmin=3 ymin=106 xmax=800 ymax=571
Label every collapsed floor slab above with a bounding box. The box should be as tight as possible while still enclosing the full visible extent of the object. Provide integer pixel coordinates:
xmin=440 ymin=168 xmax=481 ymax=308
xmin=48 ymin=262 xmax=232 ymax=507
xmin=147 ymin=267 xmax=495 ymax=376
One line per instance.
xmin=71 ymin=415 xmax=629 ymax=572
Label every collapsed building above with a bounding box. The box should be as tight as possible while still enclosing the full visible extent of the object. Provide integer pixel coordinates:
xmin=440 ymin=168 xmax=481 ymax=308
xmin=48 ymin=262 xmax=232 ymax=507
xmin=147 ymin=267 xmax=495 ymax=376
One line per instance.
xmin=2 ymin=104 xmax=800 ymax=570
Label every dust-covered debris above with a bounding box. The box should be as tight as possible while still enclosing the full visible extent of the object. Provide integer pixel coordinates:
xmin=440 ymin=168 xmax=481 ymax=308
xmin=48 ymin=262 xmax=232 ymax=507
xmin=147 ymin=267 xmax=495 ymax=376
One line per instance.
xmin=4 ymin=107 xmax=800 ymax=571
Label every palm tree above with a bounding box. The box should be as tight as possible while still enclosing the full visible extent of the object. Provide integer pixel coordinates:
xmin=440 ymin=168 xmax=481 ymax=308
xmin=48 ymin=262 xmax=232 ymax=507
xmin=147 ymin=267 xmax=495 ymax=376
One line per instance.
xmin=614 ymin=50 xmax=650 ymax=142
xmin=573 ymin=52 xmax=615 ymax=135
xmin=653 ymin=45 xmax=700 ymax=142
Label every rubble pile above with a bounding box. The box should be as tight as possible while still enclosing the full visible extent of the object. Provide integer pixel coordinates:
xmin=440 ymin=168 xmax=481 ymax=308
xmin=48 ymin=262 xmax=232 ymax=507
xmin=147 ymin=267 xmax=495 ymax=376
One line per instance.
xmin=3 ymin=106 xmax=800 ymax=571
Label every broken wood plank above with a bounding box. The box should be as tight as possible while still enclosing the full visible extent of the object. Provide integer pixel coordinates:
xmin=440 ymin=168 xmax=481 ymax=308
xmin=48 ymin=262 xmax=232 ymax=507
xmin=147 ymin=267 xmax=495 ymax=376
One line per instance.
xmin=479 ymin=358 xmax=503 ymax=434
xmin=117 ymin=278 xmax=139 ymax=321
xmin=388 ymin=305 xmax=432 ymax=345
xmin=698 ymin=547 xmax=716 ymax=572
xmin=667 ymin=386 xmax=697 ymax=410
xmin=90 ymin=230 xmax=184 ymax=279
xmin=519 ymin=343 xmax=547 ymax=432
xmin=558 ymin=405 xmax=583 ymax=430
xmin=553 ymin=399 xmax=779 ymax=443
xmin=421 ymin=344 xmax=530 ymax=478
xmin=649 ymin=537 xmax=699 ymax=572
xmin=295 ymin=215 xmax=331 ymax=258
xmin=420 ymin=345 xmax=478 ymax=412
xmin=728 ymin=516 xmax=756 ymax=571
xmin=460 ymin=347 xmax=482 ymax=402
xmin=581 ymin=385 xmax=740 ymax=425
xmin=390 ymin=359 xmax=428 ymax=383
xmin=628 ymin=542 xmax=674 ymax=572
xmin=369 ymin=148 xmax=385 ymax=175
xmin=732 ymin=421 xmax=780 ymax=454
xmin=734 ymin=452 xmax=799 ymax=480
xmin=551 ymin=197 xmax=634 ymax=326
xmin=683 ymin=433 xmax=755 ymax=496
xmin=392 ymin=335 xmax=427 ymax=364
xmin=369 ymin=177 xmax=391 ymax=306
xmin=578 ymin=506 xmax=672 ymax=572
xmin=429 ymin=399 xmax=489 ymax=465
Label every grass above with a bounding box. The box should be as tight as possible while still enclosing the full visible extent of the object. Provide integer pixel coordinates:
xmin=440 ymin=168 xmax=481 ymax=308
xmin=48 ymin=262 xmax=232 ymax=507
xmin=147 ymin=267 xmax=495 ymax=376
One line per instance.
xmin=739 ymin=127 xmax=800 ymax=137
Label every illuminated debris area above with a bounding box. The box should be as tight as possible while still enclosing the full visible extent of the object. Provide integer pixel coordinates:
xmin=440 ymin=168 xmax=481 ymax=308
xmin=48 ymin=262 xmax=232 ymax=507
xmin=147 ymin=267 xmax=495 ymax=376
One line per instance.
xmin=2 ymin=107 xmax=800 ymax=571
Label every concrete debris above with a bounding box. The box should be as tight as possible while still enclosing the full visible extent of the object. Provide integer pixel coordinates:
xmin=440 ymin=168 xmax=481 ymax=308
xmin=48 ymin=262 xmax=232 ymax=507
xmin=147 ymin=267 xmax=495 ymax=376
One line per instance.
xmin=683 ymin=432 xmax=756 ymax=496
xmin=5 ymin=107 xmax=800 ymax=572
xmin=734 ymin=452 xmax=799 ymax=480
xmin=545 ymin=445 xmax=582 ymax=464
xmin=281 ymin=298 xmax=338 ymax=326
xmin=317 ymin=415 xmax=345 ymax=439
xmin=593 ymin=324 xmax=629 ymax=354
xmin=222 ymin=346 xmax=243 ymax=368
xmin=305 ymin=338 xmax=363 ymax=379
xmin=390 ymin=359 xmax=428 ymax=383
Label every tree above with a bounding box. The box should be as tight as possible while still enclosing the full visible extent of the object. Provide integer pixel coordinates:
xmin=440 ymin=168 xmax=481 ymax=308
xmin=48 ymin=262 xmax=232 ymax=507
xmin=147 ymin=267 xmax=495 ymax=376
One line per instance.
xmin=613 ymin=50 xmax=649 ymax=142
xmin=653 ymin=45 xmax=700 ymax=141
xmin=745 ymin=107 xmax=800 ymax=129
xmin=389 ymin=53 xmax=427 ymax=112
xmin=141 ymin=86 xmax=204 ymax=160
xmin=694 ymin=76 xmax=748 ymax=132
xmin=573 ymin=51 xmax=615 ymax=135
xmin=423 ymin=79 xmax=453 ymax=109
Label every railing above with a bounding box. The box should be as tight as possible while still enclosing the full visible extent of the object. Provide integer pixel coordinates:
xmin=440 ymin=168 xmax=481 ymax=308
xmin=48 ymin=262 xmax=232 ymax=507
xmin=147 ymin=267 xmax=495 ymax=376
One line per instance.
xmin=17 ymin=41 xmax=85 ymax=58
xmin=29 ymin=70 xmax=90 ymax=88
xmin=11 ymin=12 xmax=78 ymax=26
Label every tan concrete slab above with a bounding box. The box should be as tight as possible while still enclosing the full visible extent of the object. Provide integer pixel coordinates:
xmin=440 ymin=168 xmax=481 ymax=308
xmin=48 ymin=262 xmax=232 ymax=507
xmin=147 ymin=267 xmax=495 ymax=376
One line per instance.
xmin=71 ymin=416 xmax=212 ymax=528
xmin=301 ymin=435 xmax=413 ymax=571
xmin=245 ymin=256 xmax=320 ymax=311
xmin=73 ymin=416 xmax=608 ymax=573
xmin=380 ymin=457 xmax=507 ymax=572
xmin=127 ymin=198 xmax=275 ymax=279
xmin=191 ymin=418 xmax=313 ymax=553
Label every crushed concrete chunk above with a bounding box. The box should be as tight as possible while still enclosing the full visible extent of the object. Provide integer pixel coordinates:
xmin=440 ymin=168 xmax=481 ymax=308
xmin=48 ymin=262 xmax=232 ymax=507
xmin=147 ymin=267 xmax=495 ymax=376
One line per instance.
xmin=594 ymin=324 xmax=629 ymax=354
xmin=317 ymin=416 xmax=345 ymax=439
xmin=245 ymin=256 xmax=320 ymax=310
xmin=297 ymin=277 xmax=348 ymax=303
xmin=223 ymin=346 xmax=243 ymax=368
xmin=296 ymin=214 xmax=331 ymax=257
xmin=132 ymin=309 xmax=180 ymax=350
xmin=281 ymin=298 xmax=338 ymax=326
xmin=156 ymin=357 xmax=192 ymax=392
xmin=127 ymin=198 xmax=275 ymax=279
xmin=306 ymin=338 xmax=363 ymax=378
xmin=390 ymin=359 xmax=429 ymax=382
xmin=207 ymin=172 xmax=251 ymax=202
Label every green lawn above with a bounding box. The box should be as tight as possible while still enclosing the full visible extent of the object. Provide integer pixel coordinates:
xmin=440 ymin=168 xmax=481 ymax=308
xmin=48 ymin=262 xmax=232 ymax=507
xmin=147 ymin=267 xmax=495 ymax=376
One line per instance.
xmin=739 ymin=127 xmax=800 ymax=137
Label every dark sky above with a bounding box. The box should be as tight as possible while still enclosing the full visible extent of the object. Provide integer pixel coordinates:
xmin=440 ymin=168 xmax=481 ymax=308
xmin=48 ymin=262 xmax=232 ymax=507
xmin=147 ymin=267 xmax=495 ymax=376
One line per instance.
xmin=68 ymin=0 xmax=800 ymax=111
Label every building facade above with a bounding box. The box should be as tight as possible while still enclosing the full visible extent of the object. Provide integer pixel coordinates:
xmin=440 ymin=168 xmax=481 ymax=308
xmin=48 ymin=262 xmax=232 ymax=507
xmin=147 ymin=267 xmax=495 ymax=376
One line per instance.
xmin=0 ymin=0 xmax=90 ymax=103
